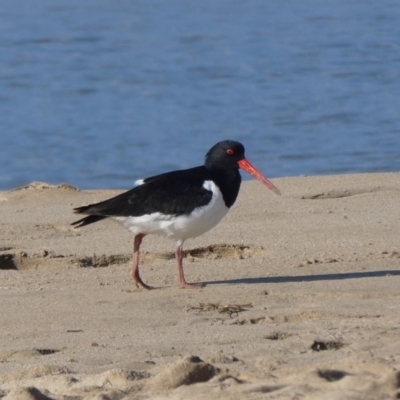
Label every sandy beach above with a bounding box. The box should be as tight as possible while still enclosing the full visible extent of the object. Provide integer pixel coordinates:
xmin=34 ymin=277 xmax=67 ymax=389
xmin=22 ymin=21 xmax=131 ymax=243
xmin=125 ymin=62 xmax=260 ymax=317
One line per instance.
xmin=1 ymin=173 xmax=400 ymax=399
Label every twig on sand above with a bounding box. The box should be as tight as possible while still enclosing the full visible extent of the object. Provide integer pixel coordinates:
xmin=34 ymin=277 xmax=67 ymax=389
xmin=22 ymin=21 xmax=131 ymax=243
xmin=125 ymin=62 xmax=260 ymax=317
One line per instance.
xmin=187 ymin=302 xmax=253 ymax=317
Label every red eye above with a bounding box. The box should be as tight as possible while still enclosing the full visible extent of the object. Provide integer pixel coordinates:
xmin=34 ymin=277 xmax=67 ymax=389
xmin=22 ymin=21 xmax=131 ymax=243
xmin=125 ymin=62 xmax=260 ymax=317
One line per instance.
xmin=226 ymin=148 xmax=234 ymax=155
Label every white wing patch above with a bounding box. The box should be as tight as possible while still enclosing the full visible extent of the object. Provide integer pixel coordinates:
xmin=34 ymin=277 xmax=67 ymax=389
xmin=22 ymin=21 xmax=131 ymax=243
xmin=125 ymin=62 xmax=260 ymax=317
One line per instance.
xmin=113 ymin=180 xmax=229 ymax=240
xmin=133 ymin=179 xmax=145 ymax=187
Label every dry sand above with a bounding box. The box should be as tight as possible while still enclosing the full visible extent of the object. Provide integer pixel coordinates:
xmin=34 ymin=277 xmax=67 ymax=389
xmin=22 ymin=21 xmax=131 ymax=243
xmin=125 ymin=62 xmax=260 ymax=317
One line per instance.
xmin=1 ymin=173 xmax=400 ymax=399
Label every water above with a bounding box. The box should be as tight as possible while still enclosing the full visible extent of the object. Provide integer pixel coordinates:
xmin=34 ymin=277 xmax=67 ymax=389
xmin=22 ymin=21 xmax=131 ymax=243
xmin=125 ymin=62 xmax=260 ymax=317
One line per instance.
xmin=1 ymin=0 xmax=400 ymax=190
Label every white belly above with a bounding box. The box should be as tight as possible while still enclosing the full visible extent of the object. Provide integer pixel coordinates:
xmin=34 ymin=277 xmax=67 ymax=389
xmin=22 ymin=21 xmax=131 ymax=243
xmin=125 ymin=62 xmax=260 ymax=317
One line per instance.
xmin=113 ymin=180 xmax=229 ymax=240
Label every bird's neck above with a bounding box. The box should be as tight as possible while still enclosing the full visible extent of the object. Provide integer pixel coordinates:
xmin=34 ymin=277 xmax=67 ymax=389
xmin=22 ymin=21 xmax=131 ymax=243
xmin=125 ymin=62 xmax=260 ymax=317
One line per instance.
xmin=208 ymin=167 xmax=241 ymax=208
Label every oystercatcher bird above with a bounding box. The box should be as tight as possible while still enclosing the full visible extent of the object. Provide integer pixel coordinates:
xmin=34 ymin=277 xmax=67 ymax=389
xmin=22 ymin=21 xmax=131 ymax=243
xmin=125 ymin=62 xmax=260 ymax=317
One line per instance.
xmin=72 ymin=140 xmax=280 ymax=289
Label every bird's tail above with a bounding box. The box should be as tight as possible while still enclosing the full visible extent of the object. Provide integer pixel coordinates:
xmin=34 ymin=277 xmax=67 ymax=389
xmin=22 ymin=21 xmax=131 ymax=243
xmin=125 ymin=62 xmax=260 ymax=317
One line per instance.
xmin=72 ymin=205 xmax=107 ymax=228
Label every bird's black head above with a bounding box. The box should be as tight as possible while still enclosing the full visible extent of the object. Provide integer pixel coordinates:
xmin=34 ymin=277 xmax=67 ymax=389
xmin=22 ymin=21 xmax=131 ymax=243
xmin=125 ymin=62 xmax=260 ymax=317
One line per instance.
xmin=204 ymin=140 xmax=245 ymax=170
xmin=204 ymin=140 xmax=281 ymax=196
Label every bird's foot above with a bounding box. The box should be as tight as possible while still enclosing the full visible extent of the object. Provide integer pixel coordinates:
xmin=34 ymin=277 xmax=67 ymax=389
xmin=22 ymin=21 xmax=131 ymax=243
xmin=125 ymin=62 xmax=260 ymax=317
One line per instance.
xmin=179 ymin=281 xmax=206 ymax=289
xmin=131 ymin=267 xmax=153 ymax=290
xmin=133 ymin=277 xmax=154 ymax=290
xmin=135 ymin=281 xmax=154 ymax=290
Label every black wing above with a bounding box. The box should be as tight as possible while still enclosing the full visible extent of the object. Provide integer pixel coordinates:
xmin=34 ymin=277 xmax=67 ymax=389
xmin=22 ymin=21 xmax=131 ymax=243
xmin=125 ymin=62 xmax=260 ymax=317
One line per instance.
xmin=72 ymin=166 xmax=214 ymax=228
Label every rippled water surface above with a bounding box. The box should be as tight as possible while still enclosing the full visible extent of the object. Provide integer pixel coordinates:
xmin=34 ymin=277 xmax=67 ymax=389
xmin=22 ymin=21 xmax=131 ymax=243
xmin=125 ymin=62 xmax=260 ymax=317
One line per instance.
xmin=1 ymin=1 xmax=399 ymax=189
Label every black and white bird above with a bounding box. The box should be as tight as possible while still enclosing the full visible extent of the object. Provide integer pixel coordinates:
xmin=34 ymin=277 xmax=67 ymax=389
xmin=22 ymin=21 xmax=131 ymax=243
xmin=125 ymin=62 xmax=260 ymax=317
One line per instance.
xmin=72 ymin=140 xmax=280 ymax=289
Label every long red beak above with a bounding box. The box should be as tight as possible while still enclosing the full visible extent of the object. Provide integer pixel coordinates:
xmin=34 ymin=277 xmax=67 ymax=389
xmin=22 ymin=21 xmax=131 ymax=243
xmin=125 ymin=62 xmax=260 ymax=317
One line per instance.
xmin=238 ymin=159 xmax=281 ymax=195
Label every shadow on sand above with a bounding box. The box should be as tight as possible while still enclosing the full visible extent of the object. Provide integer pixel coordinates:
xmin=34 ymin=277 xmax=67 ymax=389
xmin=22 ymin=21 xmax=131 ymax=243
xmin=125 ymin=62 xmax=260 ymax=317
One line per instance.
xmin=206 ymin=269 xmax=400 ymax=286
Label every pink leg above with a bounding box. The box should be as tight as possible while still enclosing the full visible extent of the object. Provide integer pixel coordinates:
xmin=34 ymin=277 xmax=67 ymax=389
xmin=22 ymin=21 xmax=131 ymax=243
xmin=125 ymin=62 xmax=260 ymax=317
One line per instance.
xmin=130 ymin=233 xmax=153 ymax=290
xmin=176 ymin=240 xmax=206 ymax=289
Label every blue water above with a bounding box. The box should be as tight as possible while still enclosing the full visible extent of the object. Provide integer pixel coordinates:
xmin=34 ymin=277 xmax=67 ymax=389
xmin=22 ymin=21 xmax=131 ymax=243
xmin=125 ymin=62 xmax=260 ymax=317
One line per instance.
xmin=1 ymin=1 xmax=400 ymax=190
